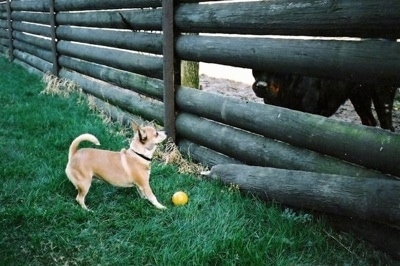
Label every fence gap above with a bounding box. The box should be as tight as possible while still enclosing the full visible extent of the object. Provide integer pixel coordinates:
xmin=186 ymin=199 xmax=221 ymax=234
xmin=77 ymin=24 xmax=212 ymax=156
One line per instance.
xmin=49 ymin=0 xmax=58 ymax=76
xmin=162 ymin=0 xmax=179 ymax=142
xmin=5 ymin=0 xmax=13 ymax=60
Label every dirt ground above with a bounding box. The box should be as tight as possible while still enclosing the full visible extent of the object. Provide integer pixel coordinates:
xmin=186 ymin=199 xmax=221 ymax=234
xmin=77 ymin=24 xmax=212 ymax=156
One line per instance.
xmin=199 ymin=74 xmax=400 ymax=133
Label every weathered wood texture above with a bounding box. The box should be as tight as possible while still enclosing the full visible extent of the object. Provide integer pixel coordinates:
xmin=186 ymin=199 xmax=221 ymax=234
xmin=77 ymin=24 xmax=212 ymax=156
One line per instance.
xmin=0 ymin=37 xmax=7 ymax=46
xmin=13 ymin=31 xmax=52 ymax=50
xmin=0 ymin=29 xmax=8 ymax=38
xmin=49 ymin=0 xmax=58 ymax=76
xmin=5 ymin=0 xmax=12 ymax=59
xmin=180 ymin=0 xmax=225 ymax=2
xmin=58 ymin=56 xmax=163 ymax=100
xmin=13 ymin=49 xmax=52 ymax=73
xmin=12 ymin=21 xmax=51 ymax=38
xmin=0 ymin=3 xmax=6 ymax=12
xmin=10 ymin=0 xmax=48 ymax=12
xmin=86 ymin=96 xmax=146 ymax=128
xmin=176 ymin=88 xmax=400 ymax=177
xmin=11 ymin=11 xmax=49 ymax=24
xmin=8 ymin=57 xmax=45 ymax=76
xmin=0 ymin=43 xmax=6 ymax=53
xmin=209 ymin=164 xmax=400 ymax=226
xmin=176 ymin=113 xmax=392 ymax=179
xmin=178 ymin=139 xmax=242 ymax=167
xmin=58 ymin=69 xmax=164 ymax=125
xmin=56 ymin=10 xmax=162 ymax=31
xmin=0 ymin=20 xmax=6 ymax=29
xmin=55 ymin=0 xmax=162 ymax=11
xmin=210 ymin=163 xmax=400 ymax=257
xmin=57 ymin=41 xmax=163 ymax=79
xmin=12 ymin=39 xmax=52 ymax=63
xmin=56 ymin=26 xmax=162 ymax=55
xmin=176 ymin=35 xmax=400 ymax=85
xmin=175 ymin=0 xmax=400 ymax=38
xmin=163 ymin=0 xmax=178 ymax=142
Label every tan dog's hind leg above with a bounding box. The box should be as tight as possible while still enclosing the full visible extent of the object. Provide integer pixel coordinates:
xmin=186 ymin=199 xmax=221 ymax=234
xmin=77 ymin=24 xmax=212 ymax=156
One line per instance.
xmin=75 ymin=181 xmax=91 ymax=210
xmin=66 ymin=166 xmax=91 ymax=210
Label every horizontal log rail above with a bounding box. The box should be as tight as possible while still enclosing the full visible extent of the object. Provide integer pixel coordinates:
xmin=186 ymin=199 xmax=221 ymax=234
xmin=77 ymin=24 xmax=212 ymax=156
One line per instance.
xmin=10 ymin=0 xmax=48 ymax=12
xmin=58 ymin=56 xmax=164 ymax=100
xmin=55 ymin=0 xmax=162 ymax=12
xmin=13 ymin=39 xmax=52 ymax=63
xmin=175 ymin=0 xmax=400 ymax=38
xmin=13 ymin=31 xmax=52 ymax=50
xmin=59 ymin=69 xmax=164 ymax=125
xmin=57 ymin=41 xmax=163 ymax=79
xmin=12 ymin=21 xmax=51 ymax=38
xmin=176 ymin=87 xmax=400 ymax=177
xmin=176 ymin=112 xmax=392 ymax=179
xmin=56 ymin=26 xmax=162 ymax=55
xmin=56 ymin=9 xmax=162 ymax=31
xmin=210 ymin=164 xmax=400 ymax=226
xmin=13 ymin=49 xmax=52 ymax=73
xmin=11 ymin=11 xmax=49 ymax=24
xmin=176 ymin=35 xmax=400 ymax=85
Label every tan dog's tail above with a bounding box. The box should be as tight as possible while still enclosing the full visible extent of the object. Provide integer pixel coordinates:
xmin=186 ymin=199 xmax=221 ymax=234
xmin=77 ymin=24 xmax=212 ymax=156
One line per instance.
xmin=68 ymin=133 xmax=100 ymax=161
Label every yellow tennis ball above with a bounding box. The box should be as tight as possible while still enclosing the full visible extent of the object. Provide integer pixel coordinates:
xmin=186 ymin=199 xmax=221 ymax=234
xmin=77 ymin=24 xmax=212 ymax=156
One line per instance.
xmin=172 ymin=191 xmax=188 ymax=206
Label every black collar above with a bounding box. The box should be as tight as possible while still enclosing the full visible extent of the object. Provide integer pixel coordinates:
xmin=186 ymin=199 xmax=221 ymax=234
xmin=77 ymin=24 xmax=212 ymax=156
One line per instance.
xmin=130 ymin=149 xmax=151 ymax=162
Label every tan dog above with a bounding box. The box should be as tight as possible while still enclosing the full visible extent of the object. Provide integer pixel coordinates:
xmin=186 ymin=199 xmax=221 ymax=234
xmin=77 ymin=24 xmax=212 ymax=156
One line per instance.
xmin=65 ymin=122 xmax=167 ymax=210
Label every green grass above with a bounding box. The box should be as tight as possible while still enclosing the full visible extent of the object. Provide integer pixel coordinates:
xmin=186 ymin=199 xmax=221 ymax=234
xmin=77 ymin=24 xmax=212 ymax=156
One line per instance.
xmin=0 ymin=55 xmax=393 ymax=265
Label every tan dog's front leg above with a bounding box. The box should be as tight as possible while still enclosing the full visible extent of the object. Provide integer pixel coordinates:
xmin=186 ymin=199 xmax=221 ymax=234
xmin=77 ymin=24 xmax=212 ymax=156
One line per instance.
xmin=136 ymin=186 xmax=146 ymax=199
xmin=139 ymin=185 xmax=166 ymax=209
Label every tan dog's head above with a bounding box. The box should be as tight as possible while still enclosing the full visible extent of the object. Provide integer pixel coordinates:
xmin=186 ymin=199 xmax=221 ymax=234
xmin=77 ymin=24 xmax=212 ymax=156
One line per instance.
xmin=130 ymin=122 xmax=167 ymax=156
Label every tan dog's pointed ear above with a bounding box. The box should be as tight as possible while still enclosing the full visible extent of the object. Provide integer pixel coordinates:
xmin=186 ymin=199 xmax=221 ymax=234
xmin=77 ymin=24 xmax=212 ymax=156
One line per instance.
xmin=132 ymin=121 xmax=140 ymax=132
xmin=138 ymin=129 xmax=147 ymax=144
xmin=132 ymin=121 xmax=147 ymax=143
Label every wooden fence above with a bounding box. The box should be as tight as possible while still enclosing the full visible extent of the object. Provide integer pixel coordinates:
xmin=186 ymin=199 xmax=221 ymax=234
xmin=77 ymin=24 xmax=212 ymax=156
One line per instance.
xmin=1 ymin=0 xmax=400 ymax=256
xmin=1 ymin=0 xmax=400 ymax=179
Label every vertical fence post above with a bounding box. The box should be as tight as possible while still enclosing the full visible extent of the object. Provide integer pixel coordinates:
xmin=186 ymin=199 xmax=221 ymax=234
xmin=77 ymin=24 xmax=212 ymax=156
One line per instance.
xmin=49 ymin=0 xmax=58 ymax=76
xmin=5 ymin=0 xmax=13 ymax=60
xmin=162 ymin=0 xmax=179 ymax=142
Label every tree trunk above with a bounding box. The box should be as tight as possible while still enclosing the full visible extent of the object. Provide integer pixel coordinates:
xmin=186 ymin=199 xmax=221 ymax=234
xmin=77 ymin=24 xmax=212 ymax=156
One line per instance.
xmin=181 ymin=60 xmax=199 ymax=89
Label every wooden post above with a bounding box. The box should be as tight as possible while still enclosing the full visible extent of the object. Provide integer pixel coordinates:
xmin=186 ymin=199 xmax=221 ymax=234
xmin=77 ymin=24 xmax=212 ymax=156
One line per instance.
xmin=162 ymin=0 xmax=179 ymax=142
xmin=49 ymin=0 xmax=58 ymax=76
xmin=5 ymin=0 xmax=13 ymax=60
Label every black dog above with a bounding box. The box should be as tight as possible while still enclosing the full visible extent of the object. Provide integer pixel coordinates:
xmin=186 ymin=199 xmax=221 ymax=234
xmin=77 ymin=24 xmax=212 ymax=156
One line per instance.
xmin=252 ymin=70 xmax=396 ymax=131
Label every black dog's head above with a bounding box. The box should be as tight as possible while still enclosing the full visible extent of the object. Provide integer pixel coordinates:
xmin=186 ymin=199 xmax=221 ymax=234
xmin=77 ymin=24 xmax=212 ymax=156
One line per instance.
xmin=252 ymin=70 xmax=292 ymax=105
